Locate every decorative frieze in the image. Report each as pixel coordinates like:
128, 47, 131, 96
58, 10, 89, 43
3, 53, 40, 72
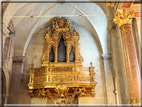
34, 76, 46, 84
52, 67, 72, 71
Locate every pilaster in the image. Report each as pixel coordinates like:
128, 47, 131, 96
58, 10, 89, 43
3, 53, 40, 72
7, 56, 25, 104
101, 54, 116, 104
114, 8, 140, 104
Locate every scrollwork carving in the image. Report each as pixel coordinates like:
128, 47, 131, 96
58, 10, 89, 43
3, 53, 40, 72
52, 67, 72, 71
30, 83, 91, 101
34, 76, 46, 84
78, 75, 90, 81
51, 75, 74, 82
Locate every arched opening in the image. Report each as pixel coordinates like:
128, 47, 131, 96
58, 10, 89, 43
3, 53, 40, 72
49, 47, 55, 62
69, 47, 75, 62
58, 37, 66, 62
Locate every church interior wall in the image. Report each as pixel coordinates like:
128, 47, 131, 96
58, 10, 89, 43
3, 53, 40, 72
1, 1, 141, 105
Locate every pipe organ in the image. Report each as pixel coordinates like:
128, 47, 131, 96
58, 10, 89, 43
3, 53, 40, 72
28, 17, 97, 102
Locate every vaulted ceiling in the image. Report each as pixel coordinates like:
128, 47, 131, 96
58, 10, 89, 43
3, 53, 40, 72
2, 0, 141, 58
3, 2, 111, 57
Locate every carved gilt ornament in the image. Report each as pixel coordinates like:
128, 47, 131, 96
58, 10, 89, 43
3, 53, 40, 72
27, 18, 97, 101
113, 8, 134, 27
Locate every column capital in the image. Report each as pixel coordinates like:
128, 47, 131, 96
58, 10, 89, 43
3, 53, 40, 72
113, 8, 135, 27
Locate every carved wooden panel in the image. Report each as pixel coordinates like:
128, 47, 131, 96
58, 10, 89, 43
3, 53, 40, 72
78, 75, 90, 81
52, 67, 72, 71
34, 76, 46, 84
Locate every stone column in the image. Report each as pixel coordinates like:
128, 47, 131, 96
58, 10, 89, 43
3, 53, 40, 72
7, 56, 25, 104
114, 8, 140, 104
102, 54, 116, 104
